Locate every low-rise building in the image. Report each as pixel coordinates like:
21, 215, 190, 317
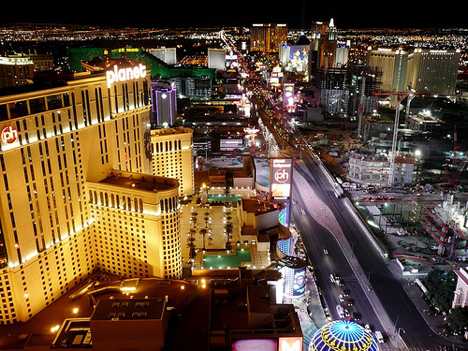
422, 194, 468, 261
347, 151, 415, 187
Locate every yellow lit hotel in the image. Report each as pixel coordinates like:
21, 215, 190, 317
0, 64, 186, 324
150, 127, 194, 197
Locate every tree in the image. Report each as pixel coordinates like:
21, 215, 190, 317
447, 308, 468, 334
425, 269, 457, 312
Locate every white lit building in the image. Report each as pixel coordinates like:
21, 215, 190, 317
207, 48, 226, 71
347, 152, 415, 186
148, 47, 177, 65
453, 267, 468, 308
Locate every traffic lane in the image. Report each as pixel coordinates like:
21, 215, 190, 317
292, 196, 383, 332
300, 161, 448, 347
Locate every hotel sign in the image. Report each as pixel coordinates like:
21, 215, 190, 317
1, 126, 18, 145
270, 158, 292, 199
106, 64, 147, 88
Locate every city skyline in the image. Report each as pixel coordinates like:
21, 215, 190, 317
0, 0, 467, 28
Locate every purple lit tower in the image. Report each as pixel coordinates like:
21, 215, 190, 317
151, 80, 177, 128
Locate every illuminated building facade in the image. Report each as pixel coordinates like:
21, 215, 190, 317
367, 48, 408, 92
151, 80, 177, 127
0, 55, 34, 89
150, 127, 194, 197
407, 49, 460, 96
148, 47, 177, 65
207, 48, 226, 71
0, 69, 182, 324
250, 24, 288, 53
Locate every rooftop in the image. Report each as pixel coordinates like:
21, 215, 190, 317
91, 298, 166, 321
98, 171, 178, 192
150, 127, 192, 137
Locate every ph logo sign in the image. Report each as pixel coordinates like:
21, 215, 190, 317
274, 168, 289, 184
1, 126, 18, 145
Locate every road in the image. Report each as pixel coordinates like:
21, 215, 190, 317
294, 153, 465, 349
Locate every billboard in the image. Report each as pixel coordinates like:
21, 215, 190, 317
270, 158, 292, 199
220, 139, 244, 151
279, 337, 303, 351
254, 158, 270, 193
232, 339, 277, 351
292, 267, 306, 297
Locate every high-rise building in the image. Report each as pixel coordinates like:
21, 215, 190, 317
150, 128, 194, 197
0, 66, 183, 324
250, 24, 288, 53
367, 48, 408, 92
207, 48, 226, 71
318, 19, 338, 70
151, 80, 177, 127
407, 49, 460, 96
0, 55, 34, 89
148, 47, 177, 65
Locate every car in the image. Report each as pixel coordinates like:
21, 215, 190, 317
336, 305, 344, 319
323, 248, 329, 255
352, 312, 361, 321
342, 288, 351, 297
338, 294, 345, 303
375, 331, 385, 343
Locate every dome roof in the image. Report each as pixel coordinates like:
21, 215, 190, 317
310, 321, 379, 351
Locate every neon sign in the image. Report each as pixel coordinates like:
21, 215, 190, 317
106, 64, 147, 88
1, 126, 18, 145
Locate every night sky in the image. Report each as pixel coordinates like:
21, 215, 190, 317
0, 0, 467, 28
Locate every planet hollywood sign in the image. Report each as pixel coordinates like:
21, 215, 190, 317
106, 64, 147, 88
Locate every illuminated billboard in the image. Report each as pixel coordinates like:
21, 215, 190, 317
220, 138, 244, 151
254, 158, 270, 193
270, 158, 292, 199
292, 267, 306, 296
279, 337, 303, 351
232, 339, 277, 351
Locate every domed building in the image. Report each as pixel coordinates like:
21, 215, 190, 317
310, 320, 379, 351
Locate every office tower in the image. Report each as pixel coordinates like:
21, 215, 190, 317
407, 49, 460, 96
150, 128, 194, 197
250, 24, 288, 53
148, 47, 177, 65
367, 48, 408, 92
151, 80, 177, 127
0, 55, 34, 89
0, 65, 183, 324
207, 48, 226, 71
